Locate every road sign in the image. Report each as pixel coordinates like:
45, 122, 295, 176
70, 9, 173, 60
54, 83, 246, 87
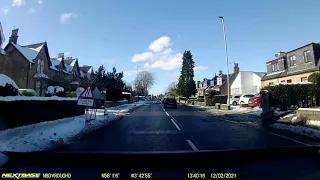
79, 86, 94, 99
78, 86, 94, 106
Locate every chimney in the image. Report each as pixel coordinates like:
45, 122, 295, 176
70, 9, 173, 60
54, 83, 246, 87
9, 28, 19, 44
57, 53, 64, 59
234, 63, 239, 73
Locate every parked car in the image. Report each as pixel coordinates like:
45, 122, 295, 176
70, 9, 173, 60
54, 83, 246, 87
18, 89, 38, 96
248, 95, 262, 108
239, 94, 255, 104
229, 95, 241, 105
163, 97, 177, 108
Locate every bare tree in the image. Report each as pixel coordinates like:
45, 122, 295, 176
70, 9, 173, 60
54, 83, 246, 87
166, 81, 178, 97
133, 71, 155, 96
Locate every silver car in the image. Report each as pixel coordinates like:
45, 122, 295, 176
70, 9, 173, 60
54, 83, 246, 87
229, 95, 241, 105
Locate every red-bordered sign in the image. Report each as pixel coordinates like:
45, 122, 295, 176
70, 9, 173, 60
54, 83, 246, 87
79, 86, 94, 99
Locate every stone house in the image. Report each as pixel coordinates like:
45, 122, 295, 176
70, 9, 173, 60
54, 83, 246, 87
0, 28, 93, 95
261, 42, 320, 87
195, 70, 228, 98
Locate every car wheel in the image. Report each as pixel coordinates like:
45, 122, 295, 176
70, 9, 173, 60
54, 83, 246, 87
232, 101, 237, 106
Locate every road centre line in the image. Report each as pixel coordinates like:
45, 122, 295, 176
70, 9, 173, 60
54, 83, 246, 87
186, 140, 198, 151
170, 118, 181, 131
165, 112, 169, 116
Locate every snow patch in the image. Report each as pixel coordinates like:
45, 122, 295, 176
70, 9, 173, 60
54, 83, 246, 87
0, 96, 77, 102
47, 86, 64, 94
12, 43, 38, 63
0, 49, 5, 55
0, 74, 19, 90
306, 120, 320, 128
33, 73, 49, 79
281, 113, 296, 119
271, 123, 320, 141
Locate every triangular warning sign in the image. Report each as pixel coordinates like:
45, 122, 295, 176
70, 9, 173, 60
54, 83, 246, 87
79, 86, 94, 99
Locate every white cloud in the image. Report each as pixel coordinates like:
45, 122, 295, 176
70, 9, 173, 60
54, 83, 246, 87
60, 13, 78, 24
38, 0, 43, 4
131, 52, 152, 62
28, 8, 35, 14
148, 36, 171, 52
144, 53, 182, 71
2, 7, 9, 15
194, 65, 208, 73
131, 36, 183, 71
12, 0, 25, 7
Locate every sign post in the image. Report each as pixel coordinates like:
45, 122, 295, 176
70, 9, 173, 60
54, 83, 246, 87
77, 86, 95, 125
103, 89, 108, 116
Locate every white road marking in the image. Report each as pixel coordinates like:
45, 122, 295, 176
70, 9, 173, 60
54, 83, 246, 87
186, 139, 198, 151
221, 119, 245, 126
165, 112, 169, 116
170, 118, 181, 131
268, 132, 311, 146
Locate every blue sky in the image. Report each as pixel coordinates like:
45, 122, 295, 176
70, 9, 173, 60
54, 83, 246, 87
1, 0, 320, 95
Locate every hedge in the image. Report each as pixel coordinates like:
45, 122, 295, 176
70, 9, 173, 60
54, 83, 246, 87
261, 84, 317, 110
0, 84, 19, 97
205, 95, 228, 106
0, 99, 85, 129
65, 91, 77, 97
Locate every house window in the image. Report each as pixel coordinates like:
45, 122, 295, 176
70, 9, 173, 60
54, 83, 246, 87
301, 77, 308, 82
303, 50, 312, 63
37, 59, 44, 73
281, 80, 285, 83
35, 81, 41, 94
269, 82, 274, 86
289, 55, 296, 66
231, 88, 240, 95
287, 79, 292, 83
72, 71, 77, 80
272, 63, 279, 72
59, 67, 63, 77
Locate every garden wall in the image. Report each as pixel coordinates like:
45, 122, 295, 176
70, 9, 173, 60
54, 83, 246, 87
0, 96, 85, 129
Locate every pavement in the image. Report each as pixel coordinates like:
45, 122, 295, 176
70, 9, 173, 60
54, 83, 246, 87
57, 103, 309, 152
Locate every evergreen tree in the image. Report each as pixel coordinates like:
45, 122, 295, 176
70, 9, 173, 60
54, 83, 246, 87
177, 51, 197, 98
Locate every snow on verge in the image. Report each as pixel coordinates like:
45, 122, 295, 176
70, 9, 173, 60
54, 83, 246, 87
0, 96, 77, 102
0, 103, 146, 152
271, 123, 320, 141
106, 101, 147, 113
0, 74, 19, 90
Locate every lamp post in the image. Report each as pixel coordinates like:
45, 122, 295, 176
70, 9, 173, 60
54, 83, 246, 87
218, 16, 230, 105
136, 66, 139, 97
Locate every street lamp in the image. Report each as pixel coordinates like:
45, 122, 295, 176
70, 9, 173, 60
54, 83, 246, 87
136, 66, 139, 96
218, 16, 230, 106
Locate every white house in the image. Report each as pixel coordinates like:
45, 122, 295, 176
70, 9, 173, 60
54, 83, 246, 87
229, 64, 266, 95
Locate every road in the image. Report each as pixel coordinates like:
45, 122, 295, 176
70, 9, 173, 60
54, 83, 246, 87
58, 103, 305, 152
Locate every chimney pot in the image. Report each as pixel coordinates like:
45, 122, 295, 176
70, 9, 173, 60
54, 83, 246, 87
233, 63, 240, 73
9, 28, 19, 44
